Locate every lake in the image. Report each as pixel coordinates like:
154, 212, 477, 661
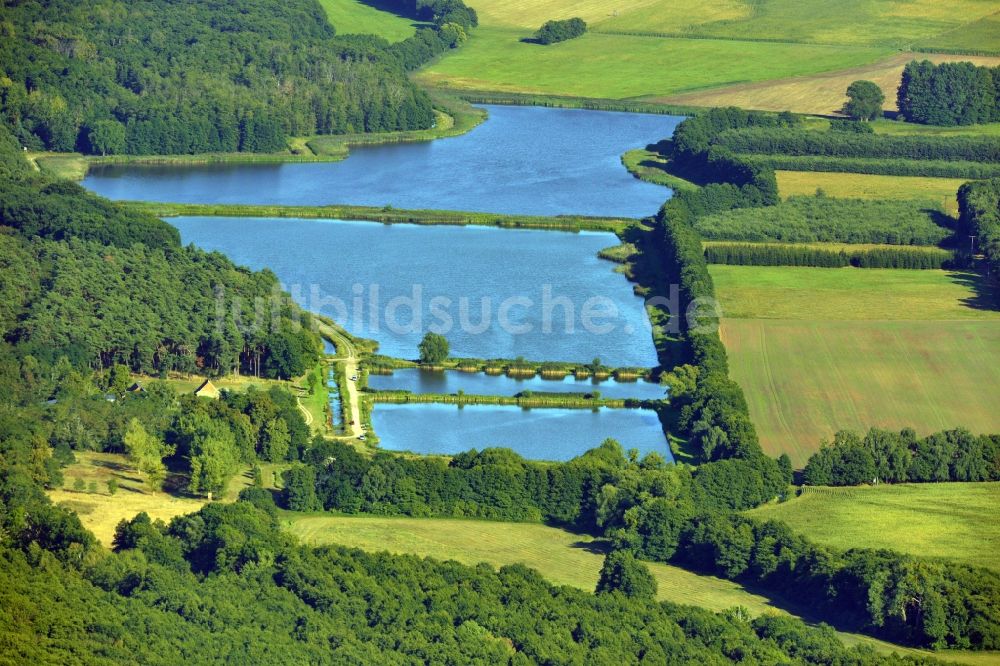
170, 217, 660, 367
372, 403, 672, 462
368, 368, 666, 400
83, 105, 681, 218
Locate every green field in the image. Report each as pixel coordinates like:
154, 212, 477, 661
316, 0, 420, 41
287, 513, 1000, 664
722, 318, 1000, 465
416, 0, 999, 100
710, 266, 1000, 320
776, 170, 967, 214
660, 52, 1000, 115
711, 266, 1000, 465
461, 0, 1000, 47
919, 11, 1000, 52
748, 483, 1000, 571
871, 120, 1000, 138
287, 514, 786, 614
416, 29, 888, 99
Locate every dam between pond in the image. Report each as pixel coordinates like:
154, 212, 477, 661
84, 105, 684, 461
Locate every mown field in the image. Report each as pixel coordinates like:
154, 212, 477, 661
658, 52, 1000, 114
748, 483, 1000, 572
287, 513, 1000, 664
413, 0, 999, 103
461, 0, 999, 46
316, 0, 420, 41
722, 319, 1000, 465
710, 266, 1000, 320
776, 170, 967, 214
416, 29, 889, 99
711, 266, 1000, 465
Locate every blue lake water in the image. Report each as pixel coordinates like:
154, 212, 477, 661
372, 403, 672, 462
83, 105, 681, 218
368, 368, 667, 400
170, 217, 659, 367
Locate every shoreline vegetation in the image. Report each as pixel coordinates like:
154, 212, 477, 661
127, 201, 637, 230
32, 94, 488, 181
366, 390, 653, 409
439, 89, 700, 115
621, 147, 700, 192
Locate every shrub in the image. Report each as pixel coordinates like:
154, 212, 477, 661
533, 18, 586, 44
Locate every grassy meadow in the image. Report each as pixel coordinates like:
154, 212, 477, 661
658, 52, 1000, 114
416, 29, 888, 99
748, 483, 1000, 571
721, 319, 1000, 465
316, 0, 421, 41
459, 0, 999, 46
286, 514, 785, 614
711, 266, 1000, 465
710, 266, 1000, 320
288, 513, 1000, 664
46, 452, 290, 544
776, 170, 967, 214
412, 0, 999, 104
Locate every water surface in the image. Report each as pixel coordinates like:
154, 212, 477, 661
171, 217, 659, 366
368, 368, 666, 400
83, 105, 681, 218
373, 403, 671, 462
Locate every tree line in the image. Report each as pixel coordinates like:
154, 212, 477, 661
715, 127, 1000, 163
958, 178, 1000, 296
705, 243, 956, 269
803, 427, 1000, 485
620, 508, 1000, 650
898, 60, 1000, 126
279, 433, 1000, 649
693, 194, 951, 245
0, 0, 446, 155
386, 0, 479, 71
282, 437, 787, 524
747, 154, 1000, 179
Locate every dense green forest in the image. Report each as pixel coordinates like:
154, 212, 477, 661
898, 60, 1000, 126
804, 428, 1000, 486
2, 0, 999, 651
0, 0, 443, 154
0, 124, 319, 376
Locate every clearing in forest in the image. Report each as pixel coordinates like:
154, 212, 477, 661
748, 483, 1000, 571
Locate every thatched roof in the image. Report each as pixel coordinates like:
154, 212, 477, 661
193, 379, 220, 399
